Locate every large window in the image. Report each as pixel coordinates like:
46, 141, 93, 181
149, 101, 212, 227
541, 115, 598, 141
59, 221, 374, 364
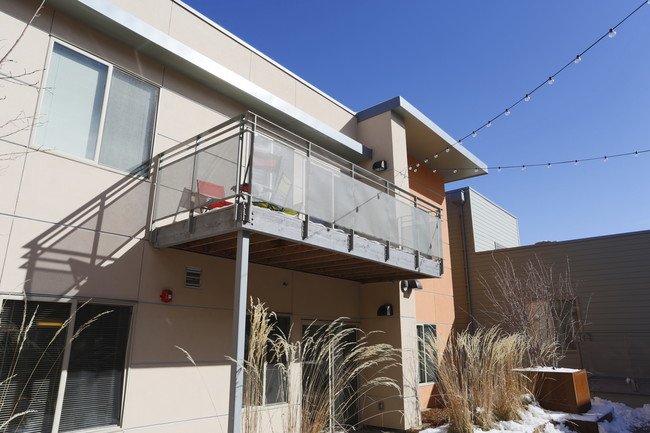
0, 299, 131, 433
34, 42, 158, 174
417, 323, 437, 384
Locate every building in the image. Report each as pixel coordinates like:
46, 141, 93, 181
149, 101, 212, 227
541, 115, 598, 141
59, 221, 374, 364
447, 186, 650, 397
0, 0, 489, 432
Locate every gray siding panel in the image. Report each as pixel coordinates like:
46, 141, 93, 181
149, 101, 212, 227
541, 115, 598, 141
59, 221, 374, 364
467, 189, 519, 252
466, 231, 650, 385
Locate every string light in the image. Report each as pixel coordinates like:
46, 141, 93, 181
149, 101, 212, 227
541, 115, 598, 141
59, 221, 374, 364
474, 150, 646, 173
472, 131, 477, 138
402, 149, 648, 179
403, 0, 648, 173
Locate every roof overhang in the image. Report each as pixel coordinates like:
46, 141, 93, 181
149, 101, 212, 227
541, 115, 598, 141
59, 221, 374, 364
44, 0, 372, 163
357, 97, 488, 182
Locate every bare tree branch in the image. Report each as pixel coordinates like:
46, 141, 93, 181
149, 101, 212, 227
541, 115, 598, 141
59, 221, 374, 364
0, 0, 47, 65
479, 255, 585, 367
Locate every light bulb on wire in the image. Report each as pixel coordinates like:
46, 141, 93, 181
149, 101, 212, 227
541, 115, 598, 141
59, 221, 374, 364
524, 94, 531, 102
487, 121, 492, 127
574, 55, 582, 64
548, 76, 555, 85
505, 109, 511, 116
472, 131, 477, 138
608, 28, 616, 38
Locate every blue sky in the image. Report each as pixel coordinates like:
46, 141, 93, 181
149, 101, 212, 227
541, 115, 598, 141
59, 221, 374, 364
183, 0, 650, 245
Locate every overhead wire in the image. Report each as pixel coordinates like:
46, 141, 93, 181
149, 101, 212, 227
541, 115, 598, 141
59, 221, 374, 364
404, 0, 649, 174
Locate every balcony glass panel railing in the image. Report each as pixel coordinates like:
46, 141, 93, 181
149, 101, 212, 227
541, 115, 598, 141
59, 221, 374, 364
151, 114, 443, 260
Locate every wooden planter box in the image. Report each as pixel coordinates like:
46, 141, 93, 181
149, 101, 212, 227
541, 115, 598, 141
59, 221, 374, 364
516, 368, 591, 414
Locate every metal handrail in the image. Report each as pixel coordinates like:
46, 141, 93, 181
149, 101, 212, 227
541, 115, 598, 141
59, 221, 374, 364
151, 112, 443, 259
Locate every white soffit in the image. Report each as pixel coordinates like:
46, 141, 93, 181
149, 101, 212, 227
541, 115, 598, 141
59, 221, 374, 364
45, 0, 371, 162
357, 97, 488, 182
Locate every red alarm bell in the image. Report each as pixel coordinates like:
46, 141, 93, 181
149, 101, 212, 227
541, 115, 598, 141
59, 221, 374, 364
160, 289, 173, 303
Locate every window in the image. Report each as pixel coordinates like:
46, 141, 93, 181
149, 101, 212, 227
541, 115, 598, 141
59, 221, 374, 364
34, 42, 158, 174
417, 323, 436, 384
244, 314, 290, 406
0, 299, 131, 433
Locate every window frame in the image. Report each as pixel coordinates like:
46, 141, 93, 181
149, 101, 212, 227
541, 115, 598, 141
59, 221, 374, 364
0, 295, 134, 433
416, 323, 437, 385
31, 38, 160, 176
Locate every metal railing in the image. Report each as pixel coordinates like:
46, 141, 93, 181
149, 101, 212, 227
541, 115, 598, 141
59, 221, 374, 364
151, 113, 443, 259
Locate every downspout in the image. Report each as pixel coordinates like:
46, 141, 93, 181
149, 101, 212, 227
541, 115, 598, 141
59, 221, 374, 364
456, 190, 475, 332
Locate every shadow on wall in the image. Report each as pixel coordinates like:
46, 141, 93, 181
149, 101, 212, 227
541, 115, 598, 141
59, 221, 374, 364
18, 167, 151, 300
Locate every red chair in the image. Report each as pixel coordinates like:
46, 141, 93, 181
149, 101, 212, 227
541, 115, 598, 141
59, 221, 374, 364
196, 180, 232, 210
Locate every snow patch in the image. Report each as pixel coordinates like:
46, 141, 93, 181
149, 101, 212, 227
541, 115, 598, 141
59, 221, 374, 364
419, 398, 650, 433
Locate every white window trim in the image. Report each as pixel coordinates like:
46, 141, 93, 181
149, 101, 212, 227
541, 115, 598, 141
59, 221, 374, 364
0, 294, 134, 433
30, 37, 160, 176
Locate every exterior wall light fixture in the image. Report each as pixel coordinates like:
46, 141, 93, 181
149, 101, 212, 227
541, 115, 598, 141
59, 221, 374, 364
377, 304, 393, 316
372, 160, 388, 172
400, 279, 422, 293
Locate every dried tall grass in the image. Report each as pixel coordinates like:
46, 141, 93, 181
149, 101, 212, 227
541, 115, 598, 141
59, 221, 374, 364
244, 300, 400, 433
429, 328, 531, 433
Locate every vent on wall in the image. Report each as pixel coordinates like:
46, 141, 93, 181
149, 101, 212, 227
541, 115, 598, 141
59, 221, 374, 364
185, 267, 202, 288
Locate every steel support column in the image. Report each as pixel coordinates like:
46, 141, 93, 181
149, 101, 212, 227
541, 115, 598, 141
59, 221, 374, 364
228, 230, 250, 433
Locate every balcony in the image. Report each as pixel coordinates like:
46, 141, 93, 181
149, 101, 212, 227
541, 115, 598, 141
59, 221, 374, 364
150, 113, 443, 283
